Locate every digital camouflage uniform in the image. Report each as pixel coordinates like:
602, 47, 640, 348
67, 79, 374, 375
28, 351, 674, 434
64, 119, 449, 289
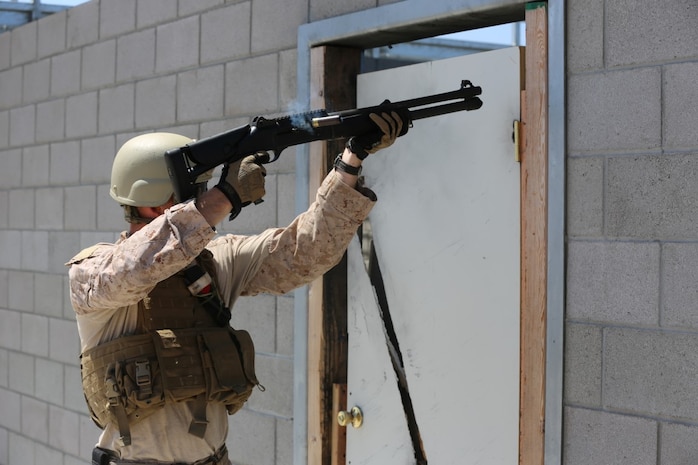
68, 171, 375, 464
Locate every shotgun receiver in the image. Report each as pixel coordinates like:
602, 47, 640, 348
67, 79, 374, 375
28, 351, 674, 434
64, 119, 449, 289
165, 80, 483, 202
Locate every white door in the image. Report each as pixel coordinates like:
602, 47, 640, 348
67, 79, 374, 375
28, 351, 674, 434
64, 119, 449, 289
346, 47, 522, 465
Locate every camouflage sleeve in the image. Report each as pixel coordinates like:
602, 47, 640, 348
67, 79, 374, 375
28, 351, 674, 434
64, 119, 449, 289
238, 170, 376, 296
67, 201, 215, 314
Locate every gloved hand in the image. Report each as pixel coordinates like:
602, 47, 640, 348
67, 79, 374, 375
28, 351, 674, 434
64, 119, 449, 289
216, 152, 268, 219
346, 111, 403, 160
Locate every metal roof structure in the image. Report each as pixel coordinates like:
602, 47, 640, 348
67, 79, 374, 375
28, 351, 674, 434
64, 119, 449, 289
0, 0, 73, 32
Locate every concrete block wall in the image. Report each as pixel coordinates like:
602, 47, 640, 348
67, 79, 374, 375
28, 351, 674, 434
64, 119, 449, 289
565, 0, 698, 463
0, 1, 397, 464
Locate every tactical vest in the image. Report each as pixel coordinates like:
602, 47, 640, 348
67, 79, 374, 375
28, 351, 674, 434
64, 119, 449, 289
80, 249, 261, 447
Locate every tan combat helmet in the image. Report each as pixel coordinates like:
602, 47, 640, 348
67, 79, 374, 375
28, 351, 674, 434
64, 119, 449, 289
110, 132, 209, 207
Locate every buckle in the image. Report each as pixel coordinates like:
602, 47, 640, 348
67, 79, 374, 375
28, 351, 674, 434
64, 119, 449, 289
135, 360, 152, 396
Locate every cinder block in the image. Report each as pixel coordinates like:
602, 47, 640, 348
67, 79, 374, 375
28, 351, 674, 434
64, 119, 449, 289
80, 136, 115, 184
35, 358, 64, 405
251, 0, 306, 54
179, 0, 224, 16
606, 0, 698, 67
21, 313, 49, 357
200, 3, 251, 64
276, 173, 295, 228
135, 75, 176, 128
67, 1, 99, 48
566, 0, 603, 72
8, 351, 34, 394
21, 396, 48, 441
661, 243, 698, 330
66, 92, 98, 138
9, 271, 34, 312
176, 65, 224, 122
0, 30, 10, 70
276, 417, 293, 465
276, 295, 294, 356
8, 433, 34, 465
79, 414, 102, 460
98, 84, 135, 134
116, 29, 155, 82
9, 105, 36, 147
50, 50, 81, 97
65, 186, 96, 231
36, 99, 65, 143
137, 0, 178, 29
0, 67, 23, 109
0, 270, 7, 308
35, 188, 64, 230
279, 49, 297, 112
82, 40, 116, 90
664, 62, 698, 150
309, 0, 374, 22
155, 17, 200, 74
64, 365, 84, 412
227, 408, 276, 465
606, 154, 698, 239
0, 149, 20, 188
567, 68, 661, 154
22, 144, 50, 186
48, 232, 80, 274
225, 54, 278, 117
37, 10, 67, 59
48, 405, 79, 455
564, 323, 602, 406
604, 327, 698, 420
230, 294, 276, 354
563, 407, 656, 465
247, 354, 293, 417
567, 240, 659, 325
49, 140, 80, 186
10, 21, 37, 67
22, 59, 51, 103
34, 273, 64, 318
0, 388, 21, 430
35, 443, 64, 465
21, 231, 49, 272
49, 318, 80, 366
566, 156, 603, 237
0, 111, 8, 148
0, 231, 21, 271
0, 350, 6, 390
0, 192, 6, 229
99, 0, 136, 40
0, 309, 21, 351
8, 189, 34, 229
660, 422, 698, 465
96, 185, 126, 232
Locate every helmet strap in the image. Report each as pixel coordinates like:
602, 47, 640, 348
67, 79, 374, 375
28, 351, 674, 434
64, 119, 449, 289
123, 205, 153, 225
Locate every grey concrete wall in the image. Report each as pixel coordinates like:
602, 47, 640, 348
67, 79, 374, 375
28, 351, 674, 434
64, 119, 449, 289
0, 1, 400, 465
565, 0, 698, 463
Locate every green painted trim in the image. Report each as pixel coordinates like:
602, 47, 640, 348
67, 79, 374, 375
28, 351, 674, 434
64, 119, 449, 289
526, 1, 547, 10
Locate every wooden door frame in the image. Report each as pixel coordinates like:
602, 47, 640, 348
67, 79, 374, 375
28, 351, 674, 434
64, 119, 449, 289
298, 2, 562, 464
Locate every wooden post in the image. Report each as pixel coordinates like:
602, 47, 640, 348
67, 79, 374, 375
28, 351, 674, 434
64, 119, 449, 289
520, 2, 548, 465
307, 45, 361, 465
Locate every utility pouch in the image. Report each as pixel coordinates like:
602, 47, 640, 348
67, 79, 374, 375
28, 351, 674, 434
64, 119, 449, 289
82, 326, 260, 435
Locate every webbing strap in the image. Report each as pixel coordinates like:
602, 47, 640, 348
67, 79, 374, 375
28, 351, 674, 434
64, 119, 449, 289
188, 394, 209, 438
106, 378, 132, 446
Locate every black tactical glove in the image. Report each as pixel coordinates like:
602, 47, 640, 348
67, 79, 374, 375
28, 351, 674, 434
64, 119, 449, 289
215, 152, 268, 220
346, 111, 403, 160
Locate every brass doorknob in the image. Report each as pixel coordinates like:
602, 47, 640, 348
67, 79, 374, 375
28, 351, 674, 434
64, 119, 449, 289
337, 406, 363, 428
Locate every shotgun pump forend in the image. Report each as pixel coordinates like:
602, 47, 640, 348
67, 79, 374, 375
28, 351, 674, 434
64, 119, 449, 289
165, 80, 483, 203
